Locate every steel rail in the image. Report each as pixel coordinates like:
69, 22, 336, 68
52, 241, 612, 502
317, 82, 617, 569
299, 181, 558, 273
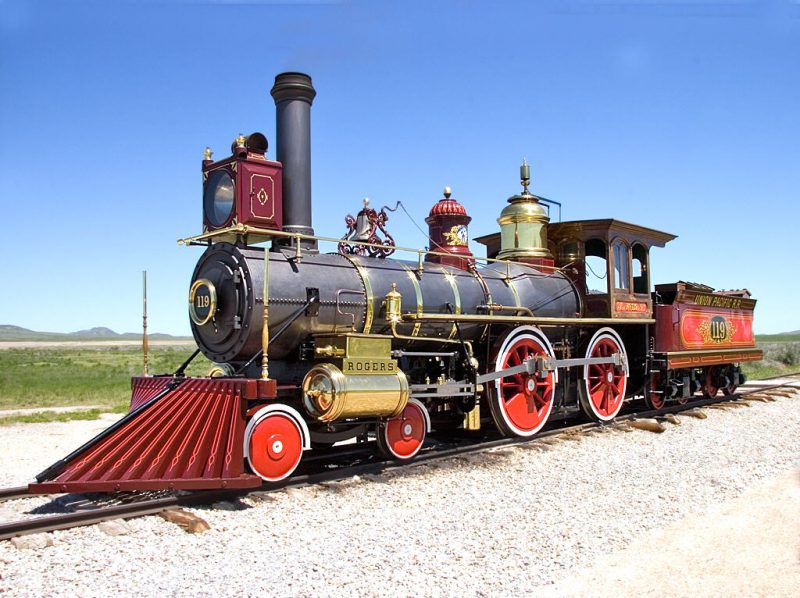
0, 486, 31, 503
0, 489, 244, 541
1, 375, 797, 541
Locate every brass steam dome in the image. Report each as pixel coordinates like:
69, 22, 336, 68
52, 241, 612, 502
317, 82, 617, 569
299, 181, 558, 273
496, 160, 553, 262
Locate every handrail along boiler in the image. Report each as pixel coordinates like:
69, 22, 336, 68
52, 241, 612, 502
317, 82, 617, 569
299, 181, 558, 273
29, 73, 763, 493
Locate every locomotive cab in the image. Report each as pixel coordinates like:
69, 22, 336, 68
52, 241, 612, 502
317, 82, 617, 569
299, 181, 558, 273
548, 219, 676, 319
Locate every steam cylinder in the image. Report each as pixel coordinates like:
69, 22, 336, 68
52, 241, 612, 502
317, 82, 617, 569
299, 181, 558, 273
190, 243, 580, 364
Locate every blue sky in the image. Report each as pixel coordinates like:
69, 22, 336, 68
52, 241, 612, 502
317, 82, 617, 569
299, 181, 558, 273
1, 0, 798, 335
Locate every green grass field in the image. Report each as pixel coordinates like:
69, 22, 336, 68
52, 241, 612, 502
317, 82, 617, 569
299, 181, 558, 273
742, 336, 800, 380
0, 337, 796, 425
0, 346, 213, 421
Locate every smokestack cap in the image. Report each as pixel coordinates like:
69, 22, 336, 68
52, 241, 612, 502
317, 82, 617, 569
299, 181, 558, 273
271, 72, 317, 105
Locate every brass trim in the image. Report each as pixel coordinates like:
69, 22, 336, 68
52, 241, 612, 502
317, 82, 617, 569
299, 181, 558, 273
342, 358, 398, 375
142, 270, 149, 377
463, 403, 481, 431
249, 173, 276, 220
389, 320, 469, 352
497, 213, 550, 225
439, 267, 461, 339
208, 365, 227, 378
664, 348, 763, 359
402, 313, 655, 326
176, 224, 563, 272
665, 348, 763, 369
339, 255, 374, 334
261, 246, 270, 381
301, 363, 409, 422
487, 303, 534, 317
469, 267, 492, 310
506, 275, 521, 312
188, 278, 217, 326
399, 263, 423, 337
315, 344, 346, 358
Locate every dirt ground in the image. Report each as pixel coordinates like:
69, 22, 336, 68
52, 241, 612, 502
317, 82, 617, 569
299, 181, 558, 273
543, 468, 800, 597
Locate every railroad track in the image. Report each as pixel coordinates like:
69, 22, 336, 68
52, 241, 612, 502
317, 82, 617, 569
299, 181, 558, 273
1, 375, 797, 542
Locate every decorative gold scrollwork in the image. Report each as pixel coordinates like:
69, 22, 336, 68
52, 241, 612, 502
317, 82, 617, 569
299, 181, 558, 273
338, 198, 396, 258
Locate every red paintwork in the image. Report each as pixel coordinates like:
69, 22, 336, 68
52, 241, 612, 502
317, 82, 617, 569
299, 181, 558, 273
129, 376, 174, 411
239, 160, 282, 229
247, 412, 304, 481
203, 155, 283, 232
29, 378, 262, 493
511, 256, 556, 269
679, 309, 754, 348
654, 304, 756, 353
243, 378, 279, 400
382, 401, 426, 459
584, 336, 625, 418
425, 192, 474, 270
665, 349, 762, 369
428, 197, 468, 217
498, 336, 554, 434
615, 301, 649, 314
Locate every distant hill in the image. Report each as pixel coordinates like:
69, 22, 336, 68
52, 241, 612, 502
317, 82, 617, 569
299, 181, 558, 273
779, 330, 800, 335
0, 324, 191, 342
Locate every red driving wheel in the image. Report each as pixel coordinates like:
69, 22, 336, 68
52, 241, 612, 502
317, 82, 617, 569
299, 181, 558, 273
579, 329, 628, 422
489, 332, 555, 438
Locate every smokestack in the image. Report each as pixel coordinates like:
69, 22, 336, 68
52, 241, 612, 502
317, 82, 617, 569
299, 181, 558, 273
270, 72, 317, 248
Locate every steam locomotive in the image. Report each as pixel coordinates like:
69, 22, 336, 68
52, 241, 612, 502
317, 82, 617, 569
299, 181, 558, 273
30, 73, 763, 493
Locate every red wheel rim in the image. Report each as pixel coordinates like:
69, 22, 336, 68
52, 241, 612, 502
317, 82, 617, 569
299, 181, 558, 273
704, 367, 719, 398
648, 372, 664, 410
584, 336, 626, 419
248, 413, 303, 482
382, 400, 426, 459
496, 335, 554, 435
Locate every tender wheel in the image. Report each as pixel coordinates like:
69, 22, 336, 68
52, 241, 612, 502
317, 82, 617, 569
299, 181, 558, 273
244, 406, 308, 482
488, 329, 556, 438
703, 366, 719, 398
720, 366, 737, 396
578, 328, 628, 422
645, 371, 665, 410
377, 398, 429, 460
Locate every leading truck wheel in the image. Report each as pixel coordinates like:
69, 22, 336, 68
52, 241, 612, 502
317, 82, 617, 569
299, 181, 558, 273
488, 328, 556, 438
244, 406, 309, 482
578, 328, 628, 422
377, 399, 429, 460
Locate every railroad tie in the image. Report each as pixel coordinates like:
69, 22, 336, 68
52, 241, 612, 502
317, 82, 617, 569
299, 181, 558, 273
626, 419, 666, 433
157, 508, 210, 534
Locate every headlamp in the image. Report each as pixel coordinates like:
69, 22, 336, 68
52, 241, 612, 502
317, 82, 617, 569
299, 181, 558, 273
203, 170, 235, 227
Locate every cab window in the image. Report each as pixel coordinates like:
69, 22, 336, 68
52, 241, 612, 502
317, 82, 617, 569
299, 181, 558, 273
613, 241, 629, 290
585, 238, 607, 294
632, 243, 649, 294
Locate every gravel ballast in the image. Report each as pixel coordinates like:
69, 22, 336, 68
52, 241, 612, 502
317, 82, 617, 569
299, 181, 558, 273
1, 392, 799, 596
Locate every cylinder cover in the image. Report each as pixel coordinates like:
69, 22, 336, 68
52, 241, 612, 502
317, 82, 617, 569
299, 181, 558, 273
302, 363, 409, 422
